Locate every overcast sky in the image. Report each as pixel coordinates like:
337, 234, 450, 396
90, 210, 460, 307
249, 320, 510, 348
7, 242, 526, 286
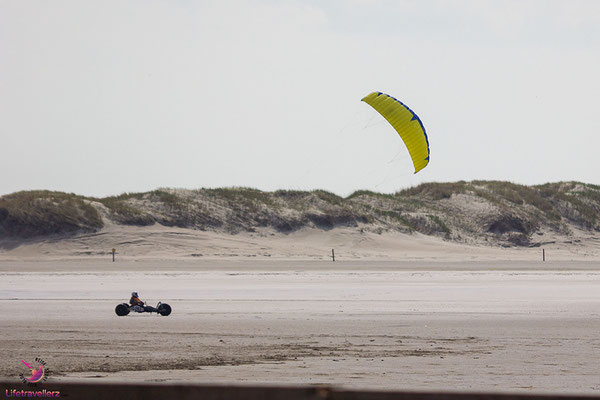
1, 0, 599, 197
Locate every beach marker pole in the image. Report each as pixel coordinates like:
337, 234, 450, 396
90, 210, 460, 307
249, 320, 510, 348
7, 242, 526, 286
331, 249, 335, 262
542, 248, 545, 262
112, 248, 116, 262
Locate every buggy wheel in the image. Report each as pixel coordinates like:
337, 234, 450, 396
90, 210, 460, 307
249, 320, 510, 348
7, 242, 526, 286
158, 303, 171, 316
115, 303, 130, 316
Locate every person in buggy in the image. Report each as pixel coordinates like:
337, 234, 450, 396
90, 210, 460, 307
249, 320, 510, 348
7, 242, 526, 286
129, 291, 157, 312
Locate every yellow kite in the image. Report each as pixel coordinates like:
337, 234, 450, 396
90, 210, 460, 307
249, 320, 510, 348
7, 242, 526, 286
362, 92, 430, 173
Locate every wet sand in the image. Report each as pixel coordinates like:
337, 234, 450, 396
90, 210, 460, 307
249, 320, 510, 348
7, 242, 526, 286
1, 260, 598, 394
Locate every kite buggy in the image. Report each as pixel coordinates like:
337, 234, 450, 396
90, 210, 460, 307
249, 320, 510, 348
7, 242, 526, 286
115, 291, 172, 316
115, 301, 171, 316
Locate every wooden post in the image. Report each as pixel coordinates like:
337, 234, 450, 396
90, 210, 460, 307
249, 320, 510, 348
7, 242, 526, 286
112, 248, 116, 262
331, 249, 335, 262
542, 248, 545, 262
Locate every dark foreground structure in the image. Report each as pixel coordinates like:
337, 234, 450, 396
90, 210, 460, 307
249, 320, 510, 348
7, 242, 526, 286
1, 381, 599, 400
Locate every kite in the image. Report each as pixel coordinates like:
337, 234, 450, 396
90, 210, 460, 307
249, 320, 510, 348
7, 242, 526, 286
361, 92, 430, 173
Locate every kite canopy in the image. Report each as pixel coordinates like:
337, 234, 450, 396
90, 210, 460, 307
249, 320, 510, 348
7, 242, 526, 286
361, 92, 430, 173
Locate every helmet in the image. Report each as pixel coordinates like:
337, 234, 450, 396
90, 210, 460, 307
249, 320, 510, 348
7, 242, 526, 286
131, 292, 138, 297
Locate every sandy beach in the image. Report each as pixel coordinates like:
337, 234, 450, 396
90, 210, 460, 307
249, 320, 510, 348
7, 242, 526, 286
1, 236, 599, 395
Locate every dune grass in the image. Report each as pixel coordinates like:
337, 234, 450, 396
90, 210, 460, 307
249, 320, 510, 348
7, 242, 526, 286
1, 181, 599, 240
0, 190, 103, 237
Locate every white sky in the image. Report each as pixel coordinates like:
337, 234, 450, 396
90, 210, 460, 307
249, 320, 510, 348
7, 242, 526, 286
1, 0, 599, 197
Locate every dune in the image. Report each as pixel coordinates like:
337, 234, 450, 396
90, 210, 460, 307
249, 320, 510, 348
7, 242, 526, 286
1, 221, 599, 265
